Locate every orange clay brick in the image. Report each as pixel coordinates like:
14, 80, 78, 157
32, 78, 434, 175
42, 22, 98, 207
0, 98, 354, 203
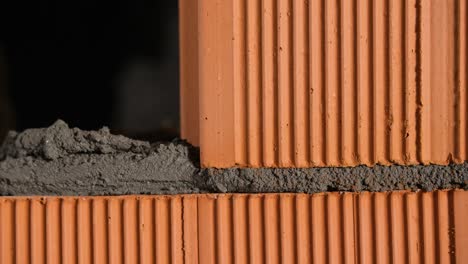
0, 190, 467, 263
180, 0, 468, 168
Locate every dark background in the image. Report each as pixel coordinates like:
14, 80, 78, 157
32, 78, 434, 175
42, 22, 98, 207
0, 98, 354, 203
0, 1, 180, 142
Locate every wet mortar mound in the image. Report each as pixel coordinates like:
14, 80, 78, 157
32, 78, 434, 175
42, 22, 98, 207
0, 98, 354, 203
0, 120, 467, 196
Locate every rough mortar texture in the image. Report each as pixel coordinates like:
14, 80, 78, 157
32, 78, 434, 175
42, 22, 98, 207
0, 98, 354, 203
0, 120, 467, 196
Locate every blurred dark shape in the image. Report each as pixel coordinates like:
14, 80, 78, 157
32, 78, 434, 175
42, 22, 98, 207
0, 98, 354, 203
0, 1, 179, 141
0, 46, 15, 141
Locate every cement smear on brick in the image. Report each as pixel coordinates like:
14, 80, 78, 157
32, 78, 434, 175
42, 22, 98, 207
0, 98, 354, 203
0, 121, 467, 196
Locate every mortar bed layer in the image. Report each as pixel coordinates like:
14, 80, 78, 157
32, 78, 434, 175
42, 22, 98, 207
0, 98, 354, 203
0, 121, 467, 196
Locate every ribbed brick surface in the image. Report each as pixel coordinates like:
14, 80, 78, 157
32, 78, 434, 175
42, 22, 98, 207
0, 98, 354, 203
180, 0, 468, 168
1, 190, 467, 263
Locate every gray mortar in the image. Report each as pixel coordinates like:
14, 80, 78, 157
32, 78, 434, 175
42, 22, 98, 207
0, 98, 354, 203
0, 120, 467, 196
